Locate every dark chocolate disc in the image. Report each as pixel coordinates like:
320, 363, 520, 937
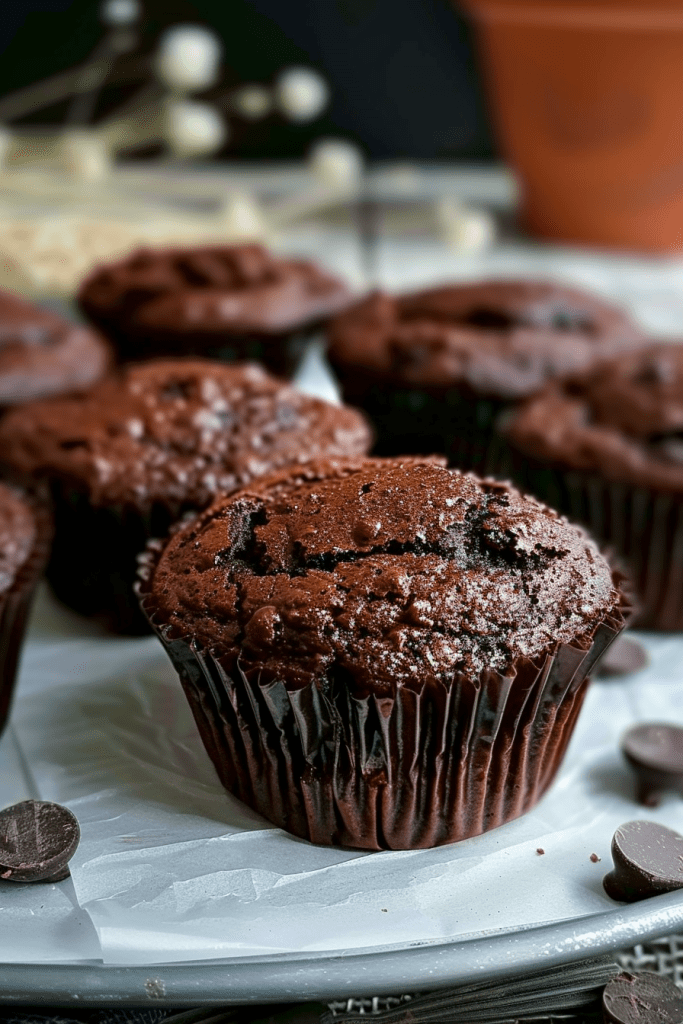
603, 971, 683, 1023
603, 820, 683, 902
595, 636, 648, 679
622, 723, 683, 807
0, 799, 80, 883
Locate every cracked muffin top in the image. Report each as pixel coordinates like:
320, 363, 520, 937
0, 289, 111, 406
0, 359, 372, 509
327, 280, 644, 400
143, 457, 621, 694
505, 343, 683, 492
78, 243, 352, 347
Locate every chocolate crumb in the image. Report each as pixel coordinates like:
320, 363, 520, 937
590, 853, 601, 863
536, 848, 545, 855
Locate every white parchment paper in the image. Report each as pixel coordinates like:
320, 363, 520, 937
5, 587, 683, 966
6, 214, 683, 966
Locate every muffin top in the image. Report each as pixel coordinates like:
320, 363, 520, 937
0, 482, 38, 595
327, 280, 644, 400
0, 289, 111, 406
505, 343, 683, 491
0, 359, 372, 509
144, 457, 621, 694
78, 243, 352, 343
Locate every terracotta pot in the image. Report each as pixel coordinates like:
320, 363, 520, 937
459, 0, 683, 251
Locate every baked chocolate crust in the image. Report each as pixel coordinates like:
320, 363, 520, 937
0, 358, 372, 510
78, 243, 352, 357
327, 280, 644, 400
0, 289, 110, 406
505, 343, 683, 492
146, 457, 620, 693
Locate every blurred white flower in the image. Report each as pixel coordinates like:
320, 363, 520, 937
233, 84, 273, 121
58, 130, 111, 180
275, 67, 329, 123
308, 137, 364, 187
436, 199, 496, 254
155, 25, 222, 94
100, 0, 140, 26
164, 99, 227, 157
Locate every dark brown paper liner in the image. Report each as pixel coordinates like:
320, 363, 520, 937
84, 310, 312, 380
517, 458, 683, 632
328, 369, 515, 479
0, 488, 53, 737
46, 482, 190, 635
138, 551, 630, 850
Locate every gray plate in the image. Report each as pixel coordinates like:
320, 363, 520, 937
2, 890, 683, 1008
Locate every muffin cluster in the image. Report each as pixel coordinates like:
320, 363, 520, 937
0, 358, 371, 632
0, 253, 652, 851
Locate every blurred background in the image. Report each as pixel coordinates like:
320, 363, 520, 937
0, 0, 494, 160
2, 0, 683, 309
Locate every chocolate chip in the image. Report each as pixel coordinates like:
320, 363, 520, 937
603, 971, 683, 1023
590, 853, 601, 863
622, 723, 683, 806
602, 820, 683, 902
536, 847, 545, 855
0, 800, 80, 883
595, 636, 648, 678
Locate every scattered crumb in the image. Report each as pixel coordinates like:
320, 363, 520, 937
590, 853, 601, 863
536, 848, 545, 856
381, 908, 388, 912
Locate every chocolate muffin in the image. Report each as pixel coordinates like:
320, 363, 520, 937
327, 279, 644, 474
138, 456, 628, 850
504, 343, 683, 630
78, 243, 352, 377
0, 289, 111, 408
0, 358, 371, 633
0, 481, 52, 736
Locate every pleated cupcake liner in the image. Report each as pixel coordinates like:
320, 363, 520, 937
0, 487, 53, 737
515, 456, 683, 631
82, 310, 312, 380
46, 482, 191, 635
327, 373, 515, 479
138, 548, 630, 850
